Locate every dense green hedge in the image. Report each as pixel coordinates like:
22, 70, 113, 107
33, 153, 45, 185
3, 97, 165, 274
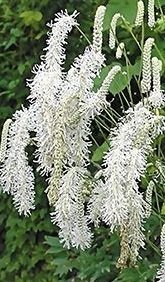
0, 0, 165, 281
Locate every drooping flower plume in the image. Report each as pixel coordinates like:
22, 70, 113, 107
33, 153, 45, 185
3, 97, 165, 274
89, 93, 165, 266
27, 11, 78, 176
0, 108, 35, 216
88, 50, 165, 265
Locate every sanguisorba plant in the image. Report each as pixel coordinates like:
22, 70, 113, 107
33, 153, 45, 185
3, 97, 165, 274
0, 1, 165, 279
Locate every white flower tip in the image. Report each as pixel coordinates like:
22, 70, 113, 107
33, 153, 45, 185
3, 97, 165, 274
135, 0, 144, 27
148, 0, 155, 28
109, 13, 121, 49
92, 5, 106, 53
96, 5, 106, 13
47, 10, 78, 28
116, 42, 125, 59
0, 118, 12, 162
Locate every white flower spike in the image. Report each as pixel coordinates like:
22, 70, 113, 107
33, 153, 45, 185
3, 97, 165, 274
116, 42, 125, 59
109, 13, 121, 49
0, 119, 12, 162
148, 0, 155, 28
135, 0, 144, 27
141, 37, 154, 93
93, 5, 106, 53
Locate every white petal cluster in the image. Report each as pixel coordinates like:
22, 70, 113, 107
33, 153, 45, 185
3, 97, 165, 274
109, 13, 121, 49
145, 180, 154, 218
135, 0, 144, 26
148, 0, 155, 28
141, 37, 154, 93
116, 42, 125, 59
45, 10, 79, 69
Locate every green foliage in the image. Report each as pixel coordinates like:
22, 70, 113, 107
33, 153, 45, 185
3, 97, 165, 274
92, 140, 109, 162
94, 60, 141, 95
0, 184, 57, 281
45, 215, 162, 281
103, 0, 137, 30
20, 11, 43, 26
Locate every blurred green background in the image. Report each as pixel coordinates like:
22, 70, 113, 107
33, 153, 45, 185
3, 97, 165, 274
0, 0, 165, 281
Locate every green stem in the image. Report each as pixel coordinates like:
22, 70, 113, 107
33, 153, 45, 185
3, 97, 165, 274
121, 17, 142, 51
123, 50, 134, 108
138, 23, 144, 85
76, 26, 91, 45
157, 0, 164, 17
100, 112, 117, 126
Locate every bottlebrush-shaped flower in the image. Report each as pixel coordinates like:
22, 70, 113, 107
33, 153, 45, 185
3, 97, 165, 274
109, 13, 121, 49
148, 0, 155, 28
149, 57, 164, 108
116, 42, 125, 59
144, 180, 154, 218
141, 37, 154, 93
0, 108, 35, 216
27, 11, 78, 175
93, 5, 106, 53
0, 119, 12, 162
88, 89, 165, 265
